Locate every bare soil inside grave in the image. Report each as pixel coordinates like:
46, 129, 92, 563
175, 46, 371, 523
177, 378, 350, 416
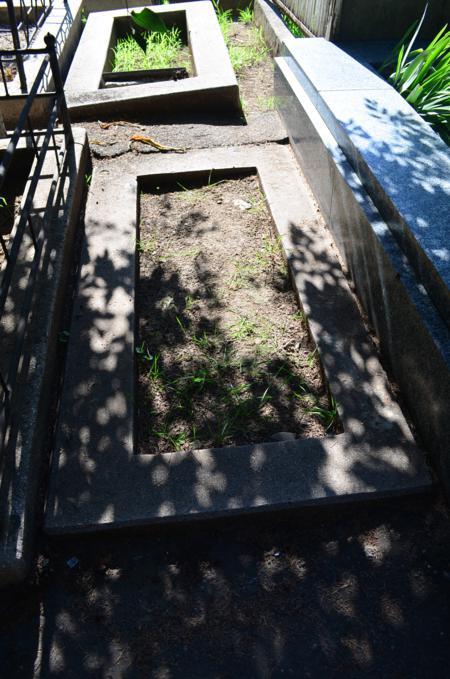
137, 174, 331, 455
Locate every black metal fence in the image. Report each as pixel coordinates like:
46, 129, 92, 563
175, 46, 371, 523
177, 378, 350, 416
0, 33, 73, 457
4, 0, 54, 91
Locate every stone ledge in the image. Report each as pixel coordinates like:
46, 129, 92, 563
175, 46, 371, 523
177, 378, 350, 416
281, 38, 450, 329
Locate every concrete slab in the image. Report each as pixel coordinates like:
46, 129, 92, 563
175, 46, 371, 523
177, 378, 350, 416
283, 37, 391, 99
280, 38, 450, 329
65, 1, 240, 119
89, 111, 288, 159
275, 55, 450, 496
0, 128, 88, 583
45, 144, 431, 535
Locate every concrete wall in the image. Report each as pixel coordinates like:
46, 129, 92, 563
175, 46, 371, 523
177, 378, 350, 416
274, 42, 450, 495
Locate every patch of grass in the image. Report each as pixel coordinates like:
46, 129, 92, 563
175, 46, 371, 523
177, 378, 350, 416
136, 233, 158, 254
158, 246, 202, 263
184, 294, 196, 311
154, 425, 189, 451
192, 330, 214, 351
176, 178, 227, 204
112, 27, 185, 72
227, 315, 258, 340
212, 0, 269, 73
246, 188, 266, 214
227, 26, 269, 73
212, 0, 233, 40
307, 347, 318, 369
229, 231, 286, 289
238, 6, 254, 24
306, 394, 339, 431
257, 95, 276, 111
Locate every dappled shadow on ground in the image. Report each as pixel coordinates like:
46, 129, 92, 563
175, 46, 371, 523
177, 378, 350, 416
1, 496, 450, 677
6, 153, 437, 676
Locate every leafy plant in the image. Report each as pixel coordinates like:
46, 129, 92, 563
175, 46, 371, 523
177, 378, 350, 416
131, 7, 167, 33
136, 343, 162, 381
238, 6, 254, 24
281, 13, 304, 38
381, 5, 450, 141
306, 394, 339, 431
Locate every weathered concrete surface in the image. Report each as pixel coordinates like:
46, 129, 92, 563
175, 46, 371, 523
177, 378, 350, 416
282, 38, 450, 328
88, 111, 287, 158
254, 0, 297, 56
0, 128, 88, 583
45, 144, 431, 535
275, 54, 450, 496
65, 1, 240, 119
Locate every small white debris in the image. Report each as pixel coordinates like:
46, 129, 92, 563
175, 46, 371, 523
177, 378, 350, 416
233, 198, 252, 211
160, 295, 174, 310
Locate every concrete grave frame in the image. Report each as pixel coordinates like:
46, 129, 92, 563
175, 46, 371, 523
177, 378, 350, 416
64, 1, 241, 119
45, 144, 431, 536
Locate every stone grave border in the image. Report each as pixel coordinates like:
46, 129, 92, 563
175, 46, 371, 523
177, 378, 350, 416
64, 1, 240, 120
45, 144, 431, 536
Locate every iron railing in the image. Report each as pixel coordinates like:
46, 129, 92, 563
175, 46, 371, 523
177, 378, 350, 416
7, 0, 53, 48
0, 32, 73, 457
1, 0, 64, 93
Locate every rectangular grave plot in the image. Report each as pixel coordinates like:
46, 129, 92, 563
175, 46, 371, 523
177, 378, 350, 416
64, 2, 240, 119
102, 11, 193, 88
136, 170, 340, 456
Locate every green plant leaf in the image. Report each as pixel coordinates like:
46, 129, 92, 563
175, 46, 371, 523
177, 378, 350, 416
131, 8, 167, 32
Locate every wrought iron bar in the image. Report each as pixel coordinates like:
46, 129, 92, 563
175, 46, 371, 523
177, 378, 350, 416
0, 32, 73, 455
5, 0, 27, 92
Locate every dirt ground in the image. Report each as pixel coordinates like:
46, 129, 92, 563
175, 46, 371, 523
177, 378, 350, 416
137, 175, 328, 454
1, 494, 450, 678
